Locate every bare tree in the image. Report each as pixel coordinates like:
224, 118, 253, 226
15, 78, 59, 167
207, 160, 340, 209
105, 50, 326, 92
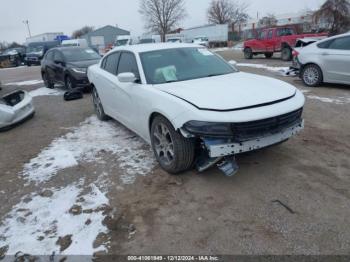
139, 0, 187, 42
258, 14, 278, 28
207, 0, 249, 26
313, 0, 350, 35
72, 26, 94, 39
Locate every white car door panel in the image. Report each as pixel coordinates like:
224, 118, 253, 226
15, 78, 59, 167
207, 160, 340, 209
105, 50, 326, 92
320, 36, 350, 84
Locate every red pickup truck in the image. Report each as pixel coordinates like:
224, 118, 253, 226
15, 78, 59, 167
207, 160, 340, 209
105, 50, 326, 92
243, 26, 328, 61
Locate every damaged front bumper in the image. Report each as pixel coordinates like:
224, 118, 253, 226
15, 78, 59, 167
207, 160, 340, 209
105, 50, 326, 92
0, 90, 35, 131
205, 120, 304, 158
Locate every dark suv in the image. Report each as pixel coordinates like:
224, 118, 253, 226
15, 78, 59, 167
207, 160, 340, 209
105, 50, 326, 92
41, 47, 101, 90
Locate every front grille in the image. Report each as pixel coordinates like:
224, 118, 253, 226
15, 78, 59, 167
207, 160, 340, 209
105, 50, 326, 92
232, 108, 303, 141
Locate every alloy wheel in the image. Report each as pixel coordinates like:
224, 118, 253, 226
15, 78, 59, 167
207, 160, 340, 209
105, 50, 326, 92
303, 67, 319, 86
153, 123, 175, 165
92, 88, 103, 117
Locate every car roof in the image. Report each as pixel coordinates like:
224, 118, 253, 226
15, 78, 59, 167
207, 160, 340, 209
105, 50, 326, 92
51, 46, 90, 52
110, 43, 203, 54
317, 32, 350, 44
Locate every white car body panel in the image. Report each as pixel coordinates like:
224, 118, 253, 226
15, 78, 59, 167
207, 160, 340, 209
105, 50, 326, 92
0, 90, 35, 130
88, 43, 304, 145
297, 33, 350, 85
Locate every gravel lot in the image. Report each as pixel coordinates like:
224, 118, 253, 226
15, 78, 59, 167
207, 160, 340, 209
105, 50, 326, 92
0, 50, 349, 257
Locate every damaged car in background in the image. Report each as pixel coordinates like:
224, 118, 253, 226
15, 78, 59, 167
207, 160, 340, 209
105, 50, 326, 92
0, 88, 35, 131
88, 44, 305, 176
0, 47, 26, 68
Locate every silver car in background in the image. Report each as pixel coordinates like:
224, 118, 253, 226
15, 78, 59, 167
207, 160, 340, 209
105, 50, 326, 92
293, 33, 350, 87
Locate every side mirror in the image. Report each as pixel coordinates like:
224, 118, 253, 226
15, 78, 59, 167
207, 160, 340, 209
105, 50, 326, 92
118, 72, 137, 83
229, 60, 238, 67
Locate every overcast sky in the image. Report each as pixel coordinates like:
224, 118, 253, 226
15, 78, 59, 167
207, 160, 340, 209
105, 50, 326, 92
0, 0, 324, 43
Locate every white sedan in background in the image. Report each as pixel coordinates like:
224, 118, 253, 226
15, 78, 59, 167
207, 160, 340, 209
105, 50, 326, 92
88, 43, 304, 176
293, 33, 350, 87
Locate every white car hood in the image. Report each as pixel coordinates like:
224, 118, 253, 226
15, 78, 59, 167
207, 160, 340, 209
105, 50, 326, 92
156, 72, 296, 111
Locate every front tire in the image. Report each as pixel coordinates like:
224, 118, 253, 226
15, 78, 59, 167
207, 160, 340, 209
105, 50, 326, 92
244, 48, 253, 59
92, 87, 109, 121
301, 64, 323, 87
281, 47, 292, 61
42, 72, 54, 89
65, 75, 76, 90
151, 116, 195, 174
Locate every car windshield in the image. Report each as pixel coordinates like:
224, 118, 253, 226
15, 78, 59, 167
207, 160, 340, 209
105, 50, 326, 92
140, 47, 236, 85
27, 46, 44, 53
116, 39, 129, 46
61, 48, 100, 62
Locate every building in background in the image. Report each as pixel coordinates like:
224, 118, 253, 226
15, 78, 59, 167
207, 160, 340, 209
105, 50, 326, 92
26, 32, 64, 45
81, 25, 130, 53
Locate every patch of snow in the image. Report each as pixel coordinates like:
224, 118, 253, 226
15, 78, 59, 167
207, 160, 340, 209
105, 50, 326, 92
4, 80, 44, 86
0, 66, 26, 71
0, 183, 109, 255
211, 47, 231, 52
22, 115, 155, 184
237, 63, 292, 76
29, 87, 64, 97
306, 95, 350, 105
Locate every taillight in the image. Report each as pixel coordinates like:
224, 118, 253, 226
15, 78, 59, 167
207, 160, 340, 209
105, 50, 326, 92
292, 50, 299, 57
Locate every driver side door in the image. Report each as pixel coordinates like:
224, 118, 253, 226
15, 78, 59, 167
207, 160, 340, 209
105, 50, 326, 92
111, 52, 141, 130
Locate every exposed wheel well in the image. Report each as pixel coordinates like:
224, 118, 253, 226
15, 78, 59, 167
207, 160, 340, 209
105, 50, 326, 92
149, 112, 163, 133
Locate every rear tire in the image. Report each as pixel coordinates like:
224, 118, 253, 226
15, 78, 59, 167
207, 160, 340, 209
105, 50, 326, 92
42, 72, 54, 89
65, 75, 76, 90
151, 115, 195, 174
264, 52, 273, 58
244, 47, 253, 59
92, 87, 109, 121
281, 47, 292, 61
301, 64, 323, 87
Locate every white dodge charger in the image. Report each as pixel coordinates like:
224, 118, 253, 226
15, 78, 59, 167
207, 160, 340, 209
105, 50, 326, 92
88, 43, 305, 176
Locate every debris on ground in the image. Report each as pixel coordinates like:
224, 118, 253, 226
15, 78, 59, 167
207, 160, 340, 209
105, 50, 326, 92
69, 205, 82, 216
56, 235, 72, 252
272, 200, 296, 214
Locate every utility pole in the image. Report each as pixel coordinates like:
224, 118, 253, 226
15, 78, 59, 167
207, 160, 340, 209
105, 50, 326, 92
23, 20, 31, 38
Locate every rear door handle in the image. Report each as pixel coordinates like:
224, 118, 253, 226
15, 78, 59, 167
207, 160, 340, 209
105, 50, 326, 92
321, 52, 329, 56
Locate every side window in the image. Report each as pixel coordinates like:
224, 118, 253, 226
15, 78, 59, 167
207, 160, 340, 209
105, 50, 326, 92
267, 30, 273, 39
317, 39, 333, 49
53, 51, 64, 62
102, 52, 120, 75
45, 51, 54, 61
328, 37, 350, 50
117, 52, 140, 78
259, 31, 267, 40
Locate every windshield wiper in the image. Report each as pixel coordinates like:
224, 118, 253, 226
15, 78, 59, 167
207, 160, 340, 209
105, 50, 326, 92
165, 80, 178, 83
206, 73, 224, 77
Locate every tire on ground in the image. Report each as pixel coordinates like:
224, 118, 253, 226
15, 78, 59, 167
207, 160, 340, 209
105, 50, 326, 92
92, 86, 109, 121
301, 64, 323, 87
42, 72, 54, 89
281, 47, 292, 61
151, 115, 195, 174
244, 48, 253, 59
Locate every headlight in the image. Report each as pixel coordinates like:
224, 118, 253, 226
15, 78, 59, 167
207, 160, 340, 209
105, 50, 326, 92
71, 68, 87, 74
183, 121, 233, 136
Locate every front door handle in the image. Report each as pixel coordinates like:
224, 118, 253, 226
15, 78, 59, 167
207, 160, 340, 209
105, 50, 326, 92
321, 52, 329, 56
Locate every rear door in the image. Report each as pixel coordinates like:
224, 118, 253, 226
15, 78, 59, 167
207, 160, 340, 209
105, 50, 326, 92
320, 36, 350, 84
